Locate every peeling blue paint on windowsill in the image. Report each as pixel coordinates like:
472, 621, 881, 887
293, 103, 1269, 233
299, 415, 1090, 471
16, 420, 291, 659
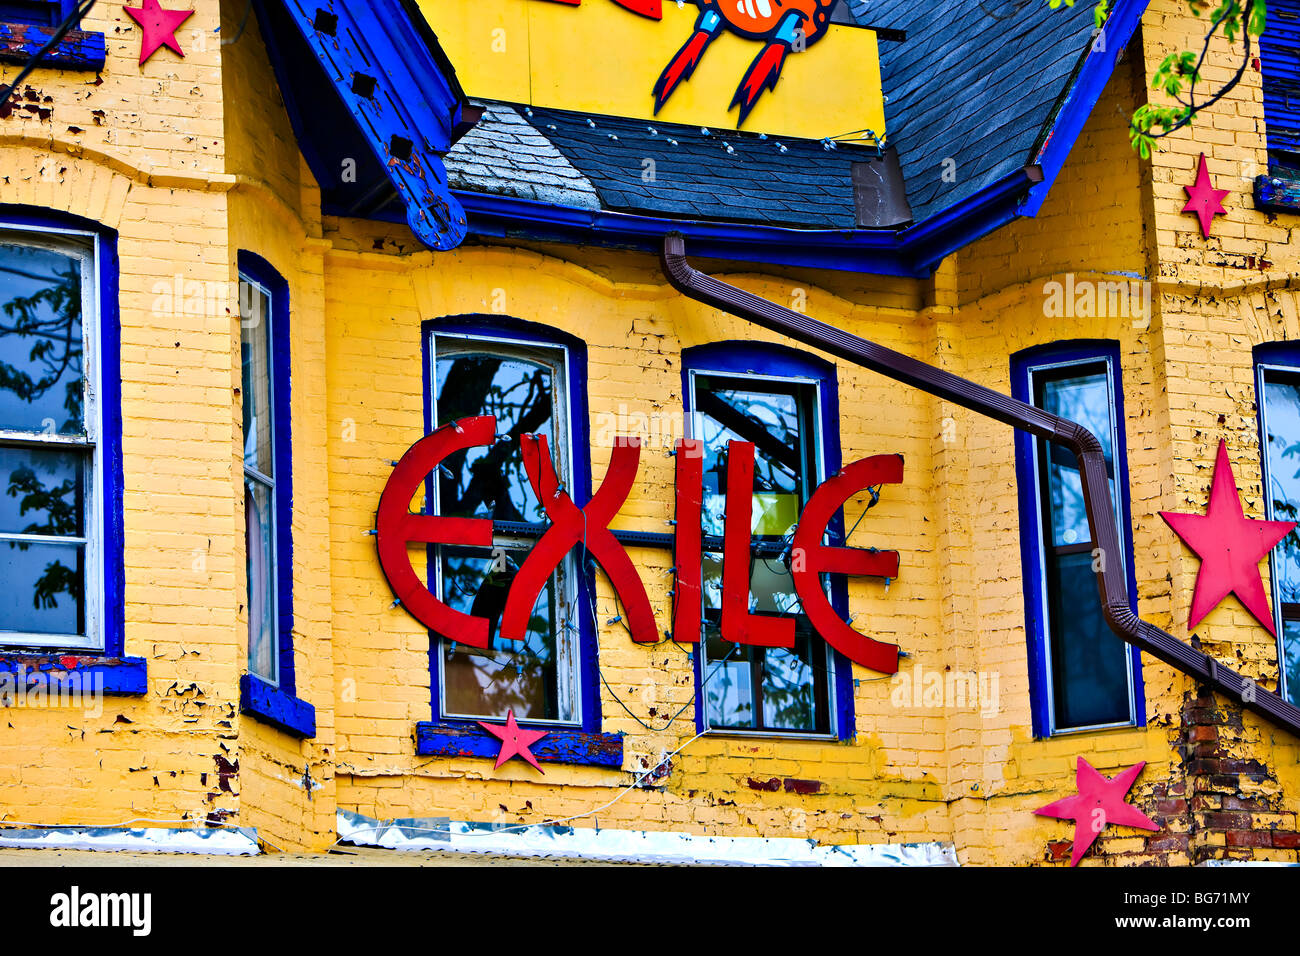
0, 654, 146, 696
0, 23, 105, 72
240, 673, 316, 739
416, 721, 624, 769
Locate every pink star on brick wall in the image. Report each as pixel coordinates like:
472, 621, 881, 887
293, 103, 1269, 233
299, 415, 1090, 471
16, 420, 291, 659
124, 0, 195, 65
1182, 153, 1230, 238
1035, 758, 1159, 866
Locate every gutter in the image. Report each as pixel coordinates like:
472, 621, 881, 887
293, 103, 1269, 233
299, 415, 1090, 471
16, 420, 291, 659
660, 234, 1300, 740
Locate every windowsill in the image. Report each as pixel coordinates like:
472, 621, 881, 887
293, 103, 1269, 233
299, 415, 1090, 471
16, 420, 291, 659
0, 22, 106, 73
1255, 167, 1300, 214
416, 720, 625, 768
0, 652, 146, 695
240, 673, 316, 739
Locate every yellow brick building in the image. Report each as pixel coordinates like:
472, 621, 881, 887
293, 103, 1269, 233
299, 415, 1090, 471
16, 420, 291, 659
0, 0, 1298, 866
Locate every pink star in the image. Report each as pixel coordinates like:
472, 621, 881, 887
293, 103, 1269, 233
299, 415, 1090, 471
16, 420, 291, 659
1160, 439, 1295, 636
478, 709, 549, 773
1035, 758, 1159, 866
1182, 153, 1230, 238
124, 0, 195, 65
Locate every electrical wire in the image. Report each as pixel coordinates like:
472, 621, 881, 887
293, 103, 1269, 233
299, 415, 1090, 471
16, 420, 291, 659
0, 0, 98, 108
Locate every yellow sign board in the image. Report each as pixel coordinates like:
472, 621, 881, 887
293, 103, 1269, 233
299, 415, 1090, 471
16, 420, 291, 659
419, 0, 887, 143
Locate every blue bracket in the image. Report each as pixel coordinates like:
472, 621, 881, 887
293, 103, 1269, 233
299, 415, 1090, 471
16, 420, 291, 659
274, 0, 467, 251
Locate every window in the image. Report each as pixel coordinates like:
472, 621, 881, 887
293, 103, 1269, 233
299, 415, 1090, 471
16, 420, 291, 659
430, 331, 582, 725
1254, 346, 1300, 707
237, 252, 313, 737
0, 227, 101, 651
1262, 1, 1300, 160
685, 344, 851, 738
1014, 344, 1141, 735
241, 274, 279, 685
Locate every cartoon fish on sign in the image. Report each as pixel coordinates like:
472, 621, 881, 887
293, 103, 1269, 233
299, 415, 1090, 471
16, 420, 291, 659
653, 0, 840, 125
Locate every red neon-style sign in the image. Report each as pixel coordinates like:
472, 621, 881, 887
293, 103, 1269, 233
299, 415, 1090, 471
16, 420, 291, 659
500, 434, 658, 644
671, 439, 704, 644
375, 417, 496, 648
791, 454, 903, 675
377, 430, 904, 673
722, 441, 795, 649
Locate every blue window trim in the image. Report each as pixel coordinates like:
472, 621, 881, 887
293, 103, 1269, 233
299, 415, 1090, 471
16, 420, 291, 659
414, 314, 623, 768
0, 2, 106, 72
681, 341, 856, 742
236, 251, 314, 739
1251, 340, 1300, 706
1011, 340, 1145, 738
0, 204, 140, 695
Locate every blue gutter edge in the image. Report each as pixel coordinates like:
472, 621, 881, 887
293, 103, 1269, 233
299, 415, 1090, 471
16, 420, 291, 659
457, 165, 1041, 278
1020, 0, 1150, 218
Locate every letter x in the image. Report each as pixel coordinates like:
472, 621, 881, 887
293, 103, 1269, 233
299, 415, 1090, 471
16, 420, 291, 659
501, 435, 658, 644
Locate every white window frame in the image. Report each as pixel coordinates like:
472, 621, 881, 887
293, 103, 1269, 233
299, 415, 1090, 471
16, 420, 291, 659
0, 223, 104, 652
1024, 354, 1137, 735
429, 332, 582, 726
241, 272, 280, 688
687, 367, 839, 741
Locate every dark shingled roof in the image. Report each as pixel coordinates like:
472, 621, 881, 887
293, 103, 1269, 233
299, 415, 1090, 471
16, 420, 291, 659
870, 0, 1098, 221
528, 106, 877, 229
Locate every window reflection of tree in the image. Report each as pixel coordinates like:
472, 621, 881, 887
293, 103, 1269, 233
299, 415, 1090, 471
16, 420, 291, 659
1, 258, 83, 616
442, 548, 559, 720
697, 379, 827, 733
436, 355, 553, 523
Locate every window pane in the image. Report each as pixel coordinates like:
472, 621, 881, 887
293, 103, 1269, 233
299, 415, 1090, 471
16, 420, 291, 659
1031, 361, 1132, 731
1040, 369, 1114, 547
245, 478, 277, 682
0, 241, 85, 436
434, 349, 557, 523
1284, 620, 1300, 709
440, 545, 572, 722
1046, 550, 1132, 728
697, 379, 806, 538
695, 374, 830, 735
0, 445, 86, 537
240, 283, 274, 479
0, 540, 84, 637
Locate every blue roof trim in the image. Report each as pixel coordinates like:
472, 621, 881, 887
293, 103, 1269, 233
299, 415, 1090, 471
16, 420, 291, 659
1020, 0, 1150, 218
456, 164, 1040, 277
272, 0, 467, 250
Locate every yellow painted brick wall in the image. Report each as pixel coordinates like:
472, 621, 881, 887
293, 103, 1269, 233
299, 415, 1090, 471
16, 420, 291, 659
0, 1, 241, 830
5, 0, 1300, 866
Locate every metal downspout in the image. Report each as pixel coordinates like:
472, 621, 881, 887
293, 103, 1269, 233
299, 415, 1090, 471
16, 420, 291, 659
660, 233, 1300, 739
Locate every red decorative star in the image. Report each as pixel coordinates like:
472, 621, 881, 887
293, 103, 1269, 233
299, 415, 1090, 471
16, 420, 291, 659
477, 709, 549, 773
124, 0, 195, 65
1182, 153, 1230, 238
1160, 439, 1295, 636
1035, 758, 1159, 867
